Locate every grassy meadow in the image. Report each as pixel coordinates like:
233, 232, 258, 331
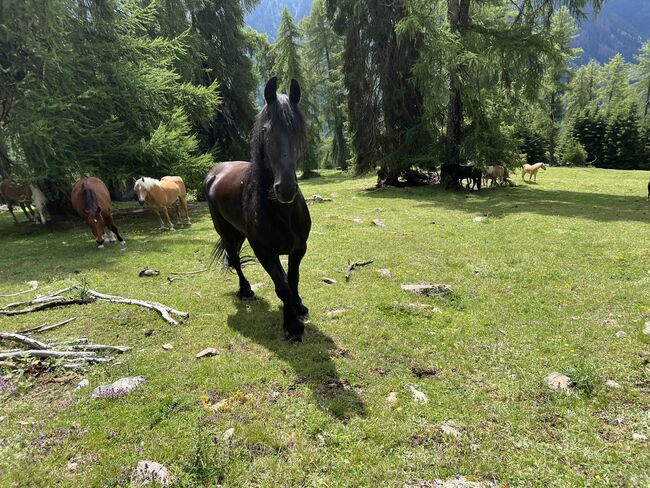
0, 167, 649, 487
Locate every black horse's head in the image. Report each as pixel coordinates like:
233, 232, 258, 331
252, 76, 307, 204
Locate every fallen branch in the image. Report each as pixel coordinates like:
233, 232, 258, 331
0, 349, 97, 360
86, 289, 188, 325
0, 332, 50, 350
169, 268, 208, 276
345, 260, 374, 281
0, 299, 94, 316
0, 281, 38, 298
4, 295, 63, 309
72, 344, 130, 354
19, 317, 77, 334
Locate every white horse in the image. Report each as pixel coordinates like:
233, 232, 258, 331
29, 185, 51, 224
521, 162, 546, 182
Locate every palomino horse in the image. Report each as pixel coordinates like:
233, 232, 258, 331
71, 177, 125, 248
133, 176, 190, 230
0, 179, 51, 224
205, 77, 311, 341
521, 162, 546, 182
483, 165, 508, 187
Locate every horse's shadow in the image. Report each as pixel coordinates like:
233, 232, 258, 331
226, 296, 366, 419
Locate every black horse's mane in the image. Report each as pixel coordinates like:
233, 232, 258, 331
250, 93, 307, 172
81, 183, 97, 214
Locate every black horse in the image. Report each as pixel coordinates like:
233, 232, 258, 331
441, 163, 482, 191
204, 77, 311, 341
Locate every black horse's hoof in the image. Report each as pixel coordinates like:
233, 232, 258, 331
296, 303, 309, 317
237, 288, 255, 300
286, 333, 303, 343
284, 317, 305, 339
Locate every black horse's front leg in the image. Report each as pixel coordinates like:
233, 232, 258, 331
288, 246, 308, 319
257, 252, 304, 341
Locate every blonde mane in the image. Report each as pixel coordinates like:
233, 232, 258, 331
136, 176, 161, 192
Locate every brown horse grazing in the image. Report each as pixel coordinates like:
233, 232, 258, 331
71, 177, 125, 248
0, 179, 50, 224
521, 162, 547, 182
205, 77, 311, 341
133, 176, 190, 230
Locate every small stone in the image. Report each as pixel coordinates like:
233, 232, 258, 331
327, 308, 347, 319
74, 379, 90, 392
322, 277, 337, 285
251, 282, 269, 292
92, 376, 146, 399
222, 427, 235, 442
138, 268, 160, 277
544, 372, 574, 394
405, 476, 496, 487
403, 303, 442, 314
162, 343, 173, 351
196, 348, 218, 359
372, 219, 385, 227
643, 322, 650, 336
378, 269, 392, 278
472, 216, 487, 223
194, 292, 202, 298
67, 461, 78, 471
615, 330, 627, 338
469, 443, 479, 452
402, 283, 453, 297
144, 329, 155, 337
316, 433, 325, 446
632, 433, 647, 442
439, 420, 462, 438
386, 391, 398, 407
352, 217, 363, 224
374, 208, 384, 212
406, 383, 428, 404
605, 380, 620, 389
133, 460, 171, 486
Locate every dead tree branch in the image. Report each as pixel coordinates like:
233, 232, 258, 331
0, 332, 50, 350
345, 260, 374, 281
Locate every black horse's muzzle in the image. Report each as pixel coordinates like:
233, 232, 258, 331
273, 180, 298, 204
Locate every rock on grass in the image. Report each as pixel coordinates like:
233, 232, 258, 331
92, 376, 146, 400
405, 477, 497, 487
544, 372, 574, 394
133, 460, 171, 486
401, 284, 452, 297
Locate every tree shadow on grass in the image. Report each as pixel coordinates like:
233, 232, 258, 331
226, 296, 366, 420
361, 184, 650, 223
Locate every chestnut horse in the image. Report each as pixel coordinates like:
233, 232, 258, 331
521, 162, 547, 182
133, 176, 190, 230
71, 177, 125, 248
204, 77, 311, 341
0, 179, 50, 224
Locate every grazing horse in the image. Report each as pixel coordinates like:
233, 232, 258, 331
0, 179, 50, 224
133, 176, 190, 230
521, 162, 546, 182
71, 177, 125, 248
204, 77, 311, 341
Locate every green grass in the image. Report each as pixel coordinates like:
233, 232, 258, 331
1, 167, 649, 487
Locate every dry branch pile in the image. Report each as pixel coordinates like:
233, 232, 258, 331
0, 331, 129, 370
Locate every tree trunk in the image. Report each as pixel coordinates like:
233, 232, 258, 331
645, 80, 650, 117
548, 92, 557, 166
446, 0, 471, 166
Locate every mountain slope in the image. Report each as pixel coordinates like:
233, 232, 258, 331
246, 0, 650, 63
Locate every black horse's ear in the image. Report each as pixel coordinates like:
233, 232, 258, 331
289, 79, 301, 104
264, 76, 278, 104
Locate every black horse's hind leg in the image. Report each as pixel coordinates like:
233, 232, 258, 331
7, 204, 19, 224
256, 251, 304, 340
288, 246, 308, 318
229, 250, 254, 299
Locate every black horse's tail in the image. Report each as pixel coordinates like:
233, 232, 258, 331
208, 239, 230, 270
208, 239, 256, 272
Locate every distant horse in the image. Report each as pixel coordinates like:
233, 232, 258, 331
0, 179, 50, 224
483, 165, 508, 187
441, 163, 482, 191
204, 77, 311, 341
521, 162, 546, 182
133, 176, 190, 230
71, 177, 125, 248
